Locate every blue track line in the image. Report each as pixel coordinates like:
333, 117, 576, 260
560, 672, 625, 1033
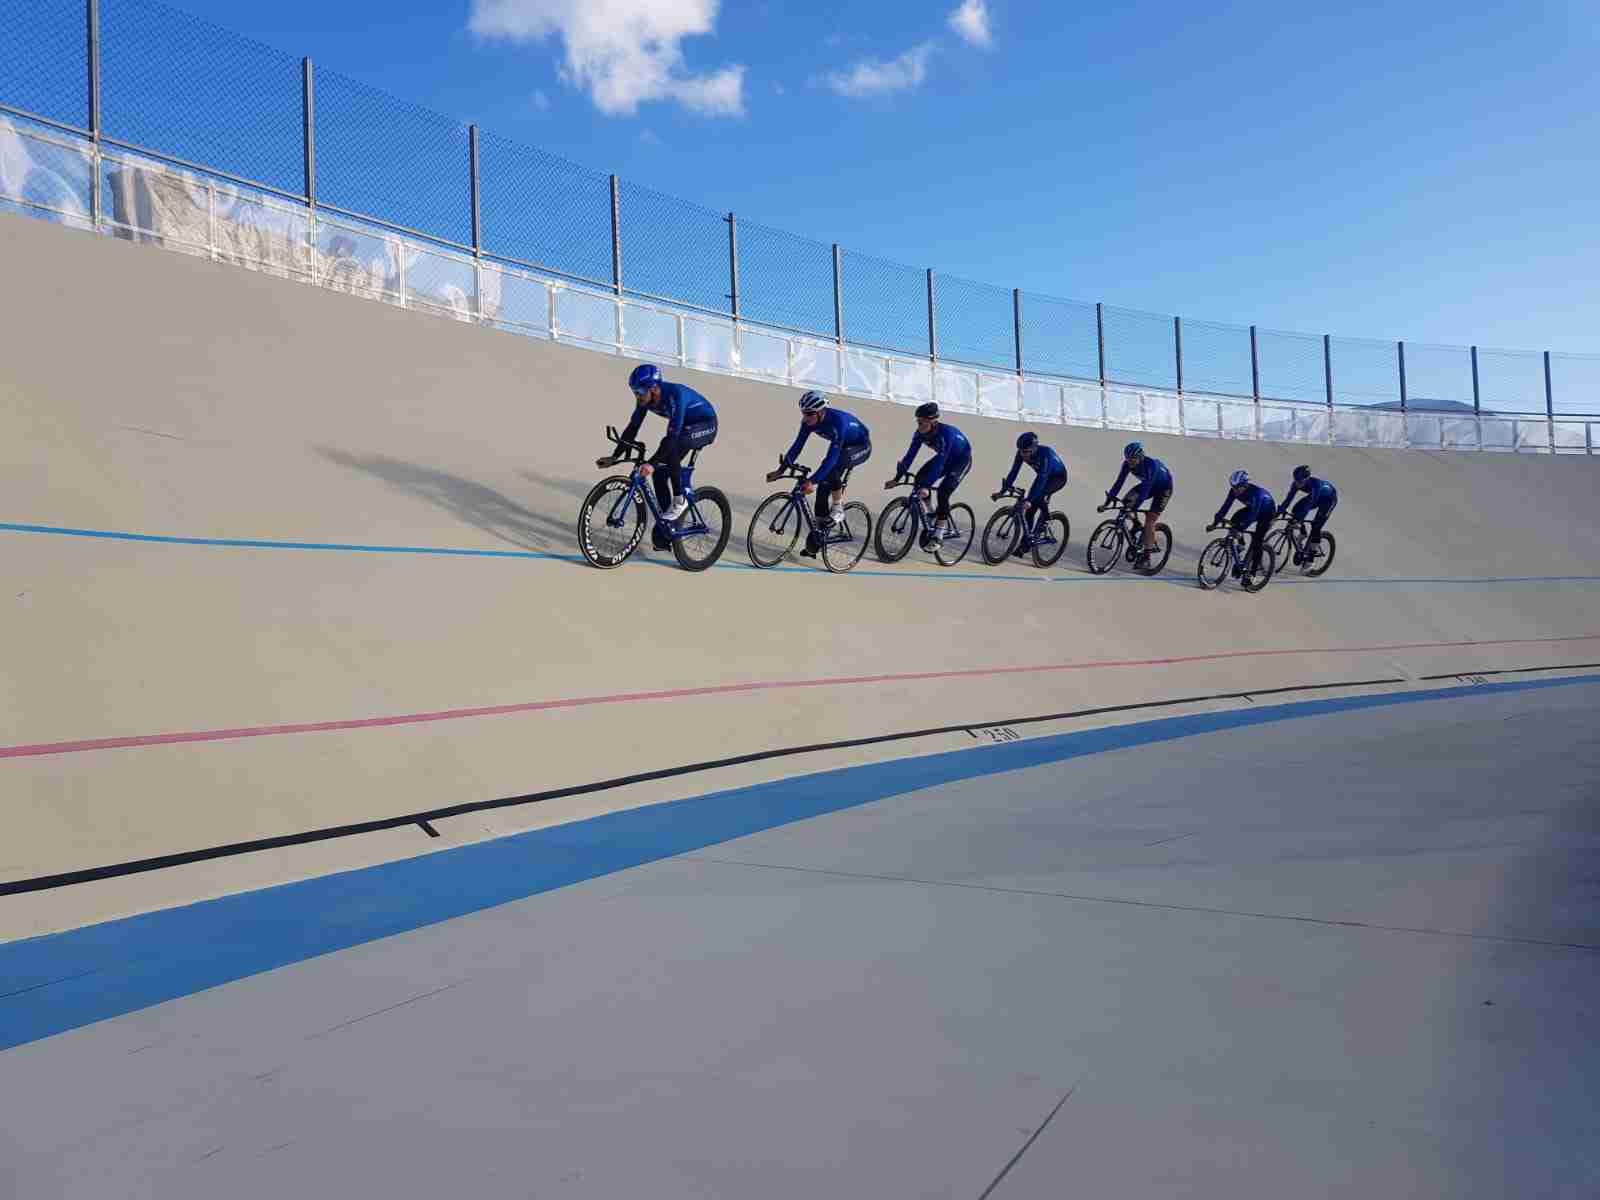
2, 673, 1597, 1052
4, 520, 1599, 587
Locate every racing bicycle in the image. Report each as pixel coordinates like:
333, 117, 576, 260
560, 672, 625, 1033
577, 426, 732, 571
875, 474, 975, 566
1264, 511, 1337, 578
981, 486, 1069, 567
747, 463, 873, 573
1086, 501, 1172, 576
1197, 522, 1278, 592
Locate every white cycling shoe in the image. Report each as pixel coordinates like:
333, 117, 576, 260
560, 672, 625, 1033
663, 496, 690, 521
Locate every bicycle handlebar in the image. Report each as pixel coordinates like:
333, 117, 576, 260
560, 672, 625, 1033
597, 424, 646, 468
884, 473, 913, 490
992, 486, 1023, 501
767, 462, 810, 483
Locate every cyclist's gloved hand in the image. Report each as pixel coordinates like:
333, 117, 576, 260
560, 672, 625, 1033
802, 480, 815, 495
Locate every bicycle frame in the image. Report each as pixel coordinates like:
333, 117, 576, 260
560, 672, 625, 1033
606, 451, 710, 541
885, 480, 958, 542
995, 488, 1056, 549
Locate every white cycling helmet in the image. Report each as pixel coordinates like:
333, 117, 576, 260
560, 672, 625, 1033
799, 389, 828, 413
1229, 469, 1250, 488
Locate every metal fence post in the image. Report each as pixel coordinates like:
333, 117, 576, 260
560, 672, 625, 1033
1173, 316, 1183, 394
831, 243, 844, 346
1397, 340, 1408, 412
608, 174, 622, 295
302, 59, 316, 209
88, 0, 101, 225
926, 269, 937, 362
1095, 302, 1106, 385
1249, 324, 1260, 401
1544, 350, 1554, 421
1470, 345, 1480, 415
1012, 288, 1024, 377
468, 124, 482, 320
1323, 334, 1333, 410
725, 211, 739, 322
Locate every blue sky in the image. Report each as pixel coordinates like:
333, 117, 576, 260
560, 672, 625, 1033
46, 1, 1600, 376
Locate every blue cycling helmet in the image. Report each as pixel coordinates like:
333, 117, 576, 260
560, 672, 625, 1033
1229, 469, 1250, 488
628, 363, 662, 395
799, 389, 828, 413
1123, 441, 1144, 459
1293, 464, 1312, 482
1017, 431, 1039, 451
915, 401, 940, 421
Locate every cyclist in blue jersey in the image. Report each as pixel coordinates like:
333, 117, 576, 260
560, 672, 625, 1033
890, 402, 972, 551
1279, 464, 1339, 566
999, 432, 1068, 557
777, 389, 872, 559
608, 363, 719, 551
1214, 469, 1277, 576
1104, 442, 1173, 565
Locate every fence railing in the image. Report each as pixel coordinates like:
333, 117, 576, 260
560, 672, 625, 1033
2, 0, 1596, 455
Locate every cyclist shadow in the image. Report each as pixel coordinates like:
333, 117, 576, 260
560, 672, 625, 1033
318, 448, 578, 556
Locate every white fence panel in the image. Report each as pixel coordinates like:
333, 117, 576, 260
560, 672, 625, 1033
738, 328, 790, 380
683, 316, 735, 371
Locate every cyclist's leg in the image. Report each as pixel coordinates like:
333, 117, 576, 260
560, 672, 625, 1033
832, 443, 870, 519
805, 465, 840, 552
1249, 512, 1271, 572
676, 418, 718, 497
1142, 484, 1169, 552
1038, 473, 1066, 535
1309, 495, 1336, 546
1228, 512, 1250, 573
1024, 474, 1051, 539
935, 455, 971, 524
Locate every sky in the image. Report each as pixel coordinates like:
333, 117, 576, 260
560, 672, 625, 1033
48, 0, 1600, 365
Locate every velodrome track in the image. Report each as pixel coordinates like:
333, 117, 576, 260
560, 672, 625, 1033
1, 211, 1597, 1195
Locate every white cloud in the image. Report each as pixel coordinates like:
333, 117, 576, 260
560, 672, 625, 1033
469, 0, 745, 117
823, 42, 934, 97
947, 0, 993, 48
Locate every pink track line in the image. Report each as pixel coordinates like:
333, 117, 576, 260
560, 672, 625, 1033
4, 633, 1596, 762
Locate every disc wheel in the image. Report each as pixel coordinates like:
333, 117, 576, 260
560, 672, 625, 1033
1240, 542, 1278, 593
747, 492, 801, 568
1133, 523, 1173, 575
934, 503, 975, 566
981, 508, 1022, 565
1031, 514, 1069, 568
1086, 519, 1123, 575
875, 497, 917, 563
1303, 531, 1336, 577
822, 502, 872, 573
1197, 537, 1229, 590
671, 486, 731, 572
578, 476, 644, 568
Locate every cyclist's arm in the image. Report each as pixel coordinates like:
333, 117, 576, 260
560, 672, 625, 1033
663, 391, 686, 440
814, 434, 844, 482
781, 425, 810, 468
1001, 452, 1022, 492
1214, 493, 1235, 525
896, 432, 923, 476
1107, 462, 1131, 499
618, 405, 647, 446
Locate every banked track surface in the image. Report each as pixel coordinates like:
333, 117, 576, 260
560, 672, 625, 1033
2, 210, 1599, 933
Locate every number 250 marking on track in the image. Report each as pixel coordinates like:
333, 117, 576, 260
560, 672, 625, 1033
970, 726, 1021, 743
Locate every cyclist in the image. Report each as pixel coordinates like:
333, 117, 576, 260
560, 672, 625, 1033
1279, 464, 1339, 565
1104, 441, 1173, 565
998, 432, 1067, 557
609, 363, 718, 552
1213, 468, 1276, 577
775, 389, 872, 559
889, 401, 972, 551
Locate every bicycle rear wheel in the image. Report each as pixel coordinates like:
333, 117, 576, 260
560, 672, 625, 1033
747, 492, 801, 568
875, 497, 917, 562
934, 503, 975, 566
672, 486, 731, 572
1086, 519, 1122, 574
1264, 527, 1293, 573
981, 508, 1021, 565
1241, 543, 1277, 592
1134, 523, 1173, 575
1304, 531, 1336, 577
1031, 514, 1069, 568
1196, 537, 1229, 590
578, 476, 644, 568
821, 502, 871, 573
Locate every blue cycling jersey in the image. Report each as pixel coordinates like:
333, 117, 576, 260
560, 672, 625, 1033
1282, 475, 1337, 509
1107, 455, 1172, 498
1002, 444, 1066, 491
1216, 482, 1276, 526
897, 422, 971, 481
783, 408, 870, 481
619, 381, 716, 445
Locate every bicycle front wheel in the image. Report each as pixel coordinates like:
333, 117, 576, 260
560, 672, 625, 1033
1134, 523, 1173, 575
1304, 531, 1336, 577
822, 502, 872, 573
747, 492, 801, 568
578, 476, 644, 568
981, 508, 1020, 565
1264, 528, 1293, 574
1086, 519, 1123, 574
1031, 514, 1069, 568
934, 503, 975, 566
1197, 537, 1229, 590
875, 497, 917, 562
1241, 542, 1277, 593
672, 486, 731, 572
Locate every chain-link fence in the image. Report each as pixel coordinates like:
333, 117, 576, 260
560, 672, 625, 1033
0, 0, 1596, 453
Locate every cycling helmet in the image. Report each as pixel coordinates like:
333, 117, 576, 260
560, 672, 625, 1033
628, 363, 662, 395
1016, 431, 1039, 451
1123, 441, 1144, 459
1229, 469, 1250, 488
914, 402, 940, 421
798, 389, 828, 413
1293, 464, 1312, 482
